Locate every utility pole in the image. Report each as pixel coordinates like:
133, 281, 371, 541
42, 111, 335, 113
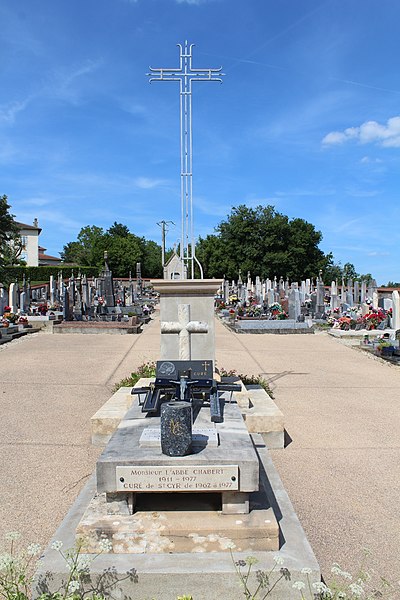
157, 220, 175, 270
148, 41, 224, 279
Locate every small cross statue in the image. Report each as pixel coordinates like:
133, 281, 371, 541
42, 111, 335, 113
161, 304, 208, 360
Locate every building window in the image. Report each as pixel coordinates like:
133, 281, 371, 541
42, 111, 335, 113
21, 236, 27, 248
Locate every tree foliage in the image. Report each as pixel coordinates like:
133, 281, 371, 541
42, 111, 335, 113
196, 205, 327, 281
61, 222, 162, 278
0, 195, 22, 282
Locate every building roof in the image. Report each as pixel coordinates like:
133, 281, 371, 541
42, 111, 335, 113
16, 221, 42, 234
39, 252, 62, 262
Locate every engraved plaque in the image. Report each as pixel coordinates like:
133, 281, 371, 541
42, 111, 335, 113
139, 427, 219, 448
116, 464, 239, 492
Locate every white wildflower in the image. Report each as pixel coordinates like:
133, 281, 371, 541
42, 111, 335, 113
5, 532, 21, 542
51, 540, 63, 551
301, 567, 312, 574
76, 556, 91, 573
27, 543, 41, 556
312, 581, 332, 596
292, 581, 306, 590
337, 593, 347, 599
349, 583, 365, 597
273, 554, 284, 565
99, 538, 113, 553
0, 553, 13, 569
67, 580, 80, 593
331, 564, 352, 580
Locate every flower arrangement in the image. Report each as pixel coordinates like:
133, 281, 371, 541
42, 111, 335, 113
269, 302, 287, 320
38, 303, 48, 316
2, 312, 18, 325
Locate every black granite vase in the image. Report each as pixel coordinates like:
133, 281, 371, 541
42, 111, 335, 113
161, 401, 192, 456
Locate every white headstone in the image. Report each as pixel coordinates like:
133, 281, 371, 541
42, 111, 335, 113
383, 298, 393, 312
391, 291, 400, 331
361, 303, 369, 317
9, 283, 17, 313
372, 291, 379, 310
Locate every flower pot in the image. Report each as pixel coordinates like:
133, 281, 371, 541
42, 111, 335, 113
381, 346, 394, 356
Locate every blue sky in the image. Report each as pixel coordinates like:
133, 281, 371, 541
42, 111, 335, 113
1, 0, 400, 284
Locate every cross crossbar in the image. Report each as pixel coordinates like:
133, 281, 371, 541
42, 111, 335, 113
160, 303, 208, 360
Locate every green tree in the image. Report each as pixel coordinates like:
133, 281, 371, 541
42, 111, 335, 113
100, 232, 144, 277
61, 222, 163, 278
107, 222, 130, 238
196, 204, 326, 281
342, 262, 359, 281
0, 195, 21, 282
142, 239, 162, 278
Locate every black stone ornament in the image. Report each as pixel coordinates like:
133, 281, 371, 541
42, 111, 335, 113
161, 401, 192, 456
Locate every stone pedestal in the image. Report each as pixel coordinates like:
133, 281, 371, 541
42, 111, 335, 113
152, 279, 222, 363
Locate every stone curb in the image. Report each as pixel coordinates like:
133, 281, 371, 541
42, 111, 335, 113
91, 379, 284, 448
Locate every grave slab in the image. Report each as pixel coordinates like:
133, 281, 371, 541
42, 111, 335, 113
33, 435, 320, 600
76, 490, 278, 553
96, 401, 260, 494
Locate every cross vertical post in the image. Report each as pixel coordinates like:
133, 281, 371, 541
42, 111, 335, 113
148, 41, 224, 279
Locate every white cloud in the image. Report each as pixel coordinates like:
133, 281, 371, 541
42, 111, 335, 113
360, 156, 383, 164
0, 97, 34, 125
134, 177, 168, 189
176, 0, 211, 4
322, 116, 400, 147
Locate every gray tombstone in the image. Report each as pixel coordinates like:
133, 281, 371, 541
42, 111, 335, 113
223, 279, 229, 303
0, 285, 7, 316
360, 280, 367, 303
288, 288, 301, 321
354, 281, 360, 305
267, 288, 275, 307
346, 290, 354, 307
330, 294, 339, 311
19, 292, 27, 312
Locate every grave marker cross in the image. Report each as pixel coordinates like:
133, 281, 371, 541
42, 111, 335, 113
148, 41, 224, 279
160, 303, 208, 360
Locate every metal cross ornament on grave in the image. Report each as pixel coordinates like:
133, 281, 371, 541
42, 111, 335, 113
148, 41, 224, 279
160, 304, 208, 360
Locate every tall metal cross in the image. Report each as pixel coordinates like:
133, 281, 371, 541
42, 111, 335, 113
148, 41, 224, 279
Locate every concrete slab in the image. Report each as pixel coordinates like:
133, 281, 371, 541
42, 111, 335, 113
96, 401, 260, 494
76, 491, 278, 554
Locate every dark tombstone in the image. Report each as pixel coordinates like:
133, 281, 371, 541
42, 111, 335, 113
63, 289, 72, 321
99, 252, 116, 307
136, 262, 142, 296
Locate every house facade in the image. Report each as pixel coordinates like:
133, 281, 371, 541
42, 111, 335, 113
16, 219, 41, 266
15, 219, 62, 266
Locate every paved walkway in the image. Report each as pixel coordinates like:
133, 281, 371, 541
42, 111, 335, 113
0, 315, 399, 586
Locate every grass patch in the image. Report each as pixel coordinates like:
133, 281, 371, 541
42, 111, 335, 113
112, 361, 156, 392
113, 362, 274, 400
